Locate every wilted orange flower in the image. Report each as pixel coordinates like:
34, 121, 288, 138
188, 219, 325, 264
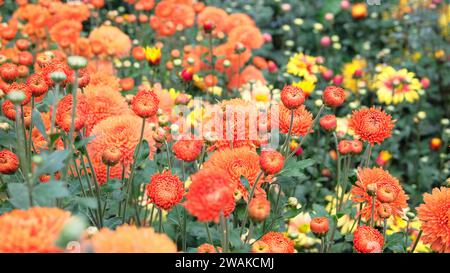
84, 84, 130, 134
353, 226, 384, 253
417, 187, 450, 253
278, 104, 313, 136
88, 26, 131, 58
184, 168, 235, 222
351, 167, 408, 222
260, 232, 295, 253
197, 6, 228, 35
146, 171, 184, 211
0, 207, 71, 253
88, 114, 155, 168
228, 26, 263, 50
89, 225, 177, 253
172, 135, 203, 162
55, 91, 89, 132
349, 107, 395, 145
203, 147, 267, 199
0, 149, 19, 174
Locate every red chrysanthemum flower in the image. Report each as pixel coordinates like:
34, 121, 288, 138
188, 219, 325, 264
172, 135, 204, 162
279, 104, 313, 137
351, 139, 364, 154
319, 114, 337, 131
197, 243, 222, 253
183, 168, 235, 222
0, 149, 19, 175
259, 150, 284, 175
0, 63, 18, 83
348, 107, 395, 145
353, 226, 384, 253
27, 74, 48, 97
1, 100, 32, 127
260, 232, 294, 253
310, 217, 330, 236
39, 59, 74, 87
55, 91, 89, 132
89, 225, 177, 253
280, 85, 305, 110
350, 167, 408, 222
338, 140, 353, 155
322, 86, 346, 107
146, 171, 184, 211
248, 197, 270, 222
131, 88, 160, 118
0, 207, 71, 253
417, 187, 450, 253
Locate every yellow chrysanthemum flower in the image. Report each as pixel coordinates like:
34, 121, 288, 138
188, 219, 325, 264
292, 80, 315, 96
286, 53, 324, 82
342, 58, 366, 93
374, 66, 423, 105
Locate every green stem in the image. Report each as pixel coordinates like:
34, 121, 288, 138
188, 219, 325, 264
239, 171, 264, 236
409, 230, 423, 253
49, 84, 60, 140
164, 140, 172, 169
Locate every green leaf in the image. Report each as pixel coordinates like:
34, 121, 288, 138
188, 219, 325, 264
75, 135, 95, 150
35, 150, 70, 176
8, 183, 30, 209
32, 109, 48, 140
240, 176, 250, 193
74, 197, 98, 209
33, 181, 69, 206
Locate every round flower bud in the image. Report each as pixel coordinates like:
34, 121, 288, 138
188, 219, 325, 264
102, 147, 121, 166
0, 149, 19, 175
50, 71, 67, 83
319, 114, 337, 131
259, 150, 285, 175
310, 217, 330, 236
248, 197, 271, 222
6, 90, 26, 105
67, 56, 88, 70
280, 85, 305, 109
323, 86, 346, 107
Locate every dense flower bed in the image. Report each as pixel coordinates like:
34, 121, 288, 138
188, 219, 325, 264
0, 0, 448, 253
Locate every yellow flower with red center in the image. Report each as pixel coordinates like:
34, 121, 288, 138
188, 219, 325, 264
342, 58, 366, 93
375, 66, 423, 105
286, 53, 325, 83
144, 46, 161, 65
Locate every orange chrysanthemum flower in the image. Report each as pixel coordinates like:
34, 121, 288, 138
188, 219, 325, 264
349, 107, 395, 145
278, 104, 313, 136
88, 114, 156, 168
49, 20, 82, 47
322, 86, 346, 107
224, 13, 255, 33
131, 88, 160, 118
417, 187, 450, 253
203, 147, 267, 199
89, 225, 177, 253
172, 135, 203, 162
350, 167, 408, 222
39, 59, 74, 87
88, 26, 131, 58
0, 207, 71, 253
0, 149, 19, 174
197, 243, 222, 253
2, 100, 31, 127
55, 91, 89, 132
353, 226, 384, 253
259, 150, 284, 175
280, 84, 306, 110
184, 168, 235, 222
27, 73, 48, 97
146, 171, 184, 211
214, 43, 251, 75
228, 25, 264, 50
197, 6, 228, 35
248, 197, 271, 222
260, 232, 295, 253
84, 84, 130, 134
227, 65, 266, 89
87, 71, 121, 91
